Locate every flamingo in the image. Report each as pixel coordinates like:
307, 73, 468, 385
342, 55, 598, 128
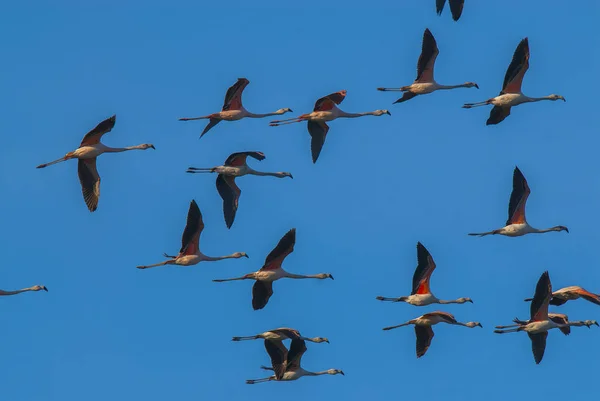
468, 166, 568, 237
382, 311, 482, 358
136, 200, 248, 269
36, 115, 155, 212
212, 228, 333, 310
0, 285, 48, 296
376, 242, 473, 305
524, 286, 600, 306
495, 313, 598, 336
178, 78, 293, 138
246, 338, 344, 384
494, 271, 598, 364
186, 151, 292, 229
377, 28, 478, 103
269, 90, 391, 163
232, 327, 329, 344
462, 38, 565, 125
436, 0, 464, 21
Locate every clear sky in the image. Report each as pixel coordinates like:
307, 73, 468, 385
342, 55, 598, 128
1, 1, 599, 400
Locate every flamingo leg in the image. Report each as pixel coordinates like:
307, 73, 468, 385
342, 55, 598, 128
260, 366, 274, 371
376, 296, 406, 302
186, 167, 215, 174
462, 100, 490, 109
376, 87, 405, 91
36, 156, 70, 169
212, 275, 251, 282
494, 324, 521, 329
231, 335, 260, 341
269, 119, 306, 127
179, 115, 211, 121
494, 328, 521, 334
382, 321, 413, 331
246, 376, 275, 384
136, 260, 175, 269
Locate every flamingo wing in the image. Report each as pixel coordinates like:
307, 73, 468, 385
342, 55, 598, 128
415, 325, 434, 358
449, 0, 465, 21
200, 118, 221, 138
252, 280, 274, 310
506, 166, 531, 225
576, 288, 600, 305
263, 339, 288, 380
501, 38, 530, 94
411, 242, 437, 295
216, 174, 241, 229
261, 228, 296, 271
528, 331, 548, 364
308, 121, 330, 164
486, 105, 512, 125
530, 271, 551, 322
286, 339, 307, 371
423, 311, 457, 324
224, 151, 266, 167
313, 90, 347, 112
77, 158, 101, 212
79, 115, 116, 146
548, 313, 570, 335
549, 296, 568, 306
270, 328, 301, 340
222, 78, 250, 111
416, 28, 439, 83
179, 199, 204, 256
435, 0, 446, 15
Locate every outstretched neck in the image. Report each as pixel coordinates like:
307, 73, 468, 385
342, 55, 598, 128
104, 144, 147, 153
438, 299, 462, 304
531, 226, 565, 234
436, 83, 471, 90
338, 111, 376, 118
203, 254, 241, 261
305, 370, 332, 376
247, 168, 286, 178
246, 110, 286, 118
0, 287, 33, 296
526, 95, 559, 102
283, 272, 326, 279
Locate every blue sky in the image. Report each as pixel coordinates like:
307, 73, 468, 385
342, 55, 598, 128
1, 1, 598, 400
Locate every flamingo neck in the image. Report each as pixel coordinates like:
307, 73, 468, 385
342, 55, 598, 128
202, 254, 239, 261
247, 168, 287, 178
103, 144, 146, 153
436, 83, 470, 90
0, 287, 34, 296
246, 111, 284, 118
283, 272, 322, 279
337, 110, 375, 118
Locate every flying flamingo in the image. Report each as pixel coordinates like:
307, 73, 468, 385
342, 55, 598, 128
376, 242, 473, 305
136, 200, 248, 270
436, 0, 464, 21
377, 28, 478, 103
0, 285, 48, 296
468, 166, 568, 237
246, 338, 344, 384
178, 78, 293, 138
36, 115, 155, 212
494, 271, 598, 364
186, 151, 292, 229
462, 38, 565, 125
524, 286, 600, 306
382, 311, 482, 358
269, 90, 391, 163
495, 313, 598, 336
232, 327, 329, 344
213, 228, 333, 310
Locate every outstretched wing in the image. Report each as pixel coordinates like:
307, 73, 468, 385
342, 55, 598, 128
436, 0, 446, 15
261, 228, 296, 271
313, 90, 347, 112
77, 159, 101, 212
411, 242, 436, 295
80, 115, 116, 146
506, 166, 531, 225
415, 325, 434, 358
252, 281, 274, 310
224, 151, 266, 167
575, 287, 600, 306
200, 118, 221, 138
264, 339, 288, 380
528, 332, 548, 364
308, 121, 330, 164
270, 328, 301, 340
486, 105, 512, 125
530, 271, 551, 322
286, 339, 307, 371
216, 175, 241, 229
415, 28, 439, 83
549, 314, 570, 335
423, 311, 457, 324
502, 38, 530, 94
180, 200, 204, 255
222, 78, 250, 111
448, 0, 465, 21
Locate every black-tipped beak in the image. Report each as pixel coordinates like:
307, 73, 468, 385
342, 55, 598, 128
340, 371, 345, 376
385, 111, 391, 115
43, 287, 48, 292
329, 274, 334, 280
150, 145, 156, 149
475, 84, 480, 89
478, 323, 483, 328
561, 97, 566, 102
244, 254, 249, 258
595, 322, 599, 327
289, 174, 294, 179
565, 227, 570, 233
376, 87, 385, 91
288, 109, 293, 112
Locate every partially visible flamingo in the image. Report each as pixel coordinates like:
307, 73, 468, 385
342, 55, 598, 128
232, 327, 329, 344
269, 90, 390, 163
376, 242, 473, 305
36, 115, 155, 212
524, 286, 600, 306
213, 228, 333, 310
186, 151, 292, 229
377, 28, 478, 104
0, 285, 48, 296
494, 271, 597, 364
136, 200, 248, 269
382, 311, 482, 358
468, 166, 568, 237
462, 38, 565, 125
246, 338, 344, 384
178, 78, 293, 138
436, 0, 465, 21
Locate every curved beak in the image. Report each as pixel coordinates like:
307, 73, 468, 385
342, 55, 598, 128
329, 274, 334, 280
474, 84, 480, 89
150, 145, 156, 150
560, 96, 566, 102
385, 111, 391, 115
244, 254, 249, 258
468, 299, 474, 303
288, 174, 294, 179
340, 371, 345, 376
478, 323, 483, 328
595, 321, 599, 327
43, 286, 48, 292
288, 108, 293, 112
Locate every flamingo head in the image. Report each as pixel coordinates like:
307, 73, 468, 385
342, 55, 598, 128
549, 94, 566, 102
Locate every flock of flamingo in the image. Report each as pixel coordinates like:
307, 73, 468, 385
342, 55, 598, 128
5, 1, 593, 385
